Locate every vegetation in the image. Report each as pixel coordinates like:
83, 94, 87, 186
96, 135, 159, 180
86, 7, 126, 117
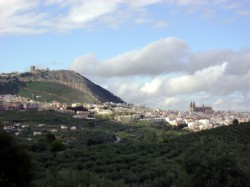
0, 110, 84, 125
85, 78, 124, 103
233, 118, 239, 125
45, 133, 56, 144
49, 140, 65, 153
31, 122, 250, 187
60, 129, 116, 145
0, 78, 24, 95
0, 110, 249, 187
0, 70, 125, 103
0, 131, 32, 187
18, 82, 95, 103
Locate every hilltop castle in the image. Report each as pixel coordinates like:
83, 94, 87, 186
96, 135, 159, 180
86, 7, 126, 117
190, 101, 213, 113
30, 66, 49, 75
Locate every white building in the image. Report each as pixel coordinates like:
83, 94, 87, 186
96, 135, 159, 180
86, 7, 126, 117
61, 125, 68, 130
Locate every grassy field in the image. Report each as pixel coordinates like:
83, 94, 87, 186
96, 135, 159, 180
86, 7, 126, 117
17, 81, 96, 103
0, 110, 80, 125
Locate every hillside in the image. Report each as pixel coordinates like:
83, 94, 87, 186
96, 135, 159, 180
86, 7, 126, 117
0, 70, 124, 104
1, 109, 249, 186
34, 122, 250, 187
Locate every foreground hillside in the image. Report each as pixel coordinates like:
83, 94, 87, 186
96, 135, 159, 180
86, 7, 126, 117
0, 70, 124, 103
0, 110, 249, 187
33, 123, 249, 187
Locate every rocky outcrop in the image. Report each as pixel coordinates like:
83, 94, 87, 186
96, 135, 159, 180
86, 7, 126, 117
19, 70, 93, 95
2, 70, 125, 103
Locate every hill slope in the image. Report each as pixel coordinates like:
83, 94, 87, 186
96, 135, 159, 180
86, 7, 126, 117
0, 70, 124, 104
0, 109, 249, 186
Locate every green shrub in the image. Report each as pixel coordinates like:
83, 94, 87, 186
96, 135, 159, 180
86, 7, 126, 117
49, 140, 65, 153
0, 131, 33, 187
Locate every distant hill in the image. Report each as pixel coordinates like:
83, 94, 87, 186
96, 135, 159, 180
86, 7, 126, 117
0, 70, 125, 104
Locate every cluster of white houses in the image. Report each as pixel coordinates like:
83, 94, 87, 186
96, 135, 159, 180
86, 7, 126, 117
1, 95, 250, 132
2, 122, 80, 138
0, 95, 39, 110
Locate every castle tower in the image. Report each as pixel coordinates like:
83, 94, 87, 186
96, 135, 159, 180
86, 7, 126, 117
30, 66, 36, 74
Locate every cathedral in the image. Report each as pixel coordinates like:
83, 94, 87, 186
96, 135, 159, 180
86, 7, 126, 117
190, 101, 213, 113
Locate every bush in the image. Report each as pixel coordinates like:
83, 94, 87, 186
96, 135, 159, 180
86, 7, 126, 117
0, 131, 33, 187
30, 142, 47, 152
45, 133, 56, 144
49, 140, 65, 153
176, 144, 249, 187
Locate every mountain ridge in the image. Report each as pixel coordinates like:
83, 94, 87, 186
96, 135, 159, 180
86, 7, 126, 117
0, 70, 125, 104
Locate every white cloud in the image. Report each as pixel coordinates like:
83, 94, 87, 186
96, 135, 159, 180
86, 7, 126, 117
188, 48, 250, 75
166, 0, 250, 21
1, 0, 249, 35
70, 54, 98, 75
0, 0, 165, 35
0, 0, 36, 17
212, 94, 250, 111
141, 77, 164, 95
66, 1, 119, 24
126, 0, 162, 8
164, 97, 181, 106
70, 37, 189, 77
213, 71, 250, 96
0, 0, 47, 35
167, 63, 227, 95
70, 37, 250, 111
173, 0, 208, 7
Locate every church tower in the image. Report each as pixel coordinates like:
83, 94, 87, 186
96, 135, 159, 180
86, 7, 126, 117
190, 101, 196, 112
190, 101, 193, 112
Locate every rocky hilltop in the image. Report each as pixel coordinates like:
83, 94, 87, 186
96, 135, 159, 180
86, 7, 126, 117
0, 70, 125, 104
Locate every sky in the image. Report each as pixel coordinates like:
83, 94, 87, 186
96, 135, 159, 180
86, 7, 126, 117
0, 0, 250, 111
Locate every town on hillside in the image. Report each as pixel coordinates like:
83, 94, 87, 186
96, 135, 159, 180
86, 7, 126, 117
1, 93, 250, 136
1, 66, 250, 136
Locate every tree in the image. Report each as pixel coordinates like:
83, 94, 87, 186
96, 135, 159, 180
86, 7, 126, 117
30, 141, 47, 152
143, 129, 157, 143
49, 140, 65, 153
0, 131, 33, 187
233, 119, 239, 125
86, 121, 95, 128
176, 144, 249, 187
45, 133, 56, 144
